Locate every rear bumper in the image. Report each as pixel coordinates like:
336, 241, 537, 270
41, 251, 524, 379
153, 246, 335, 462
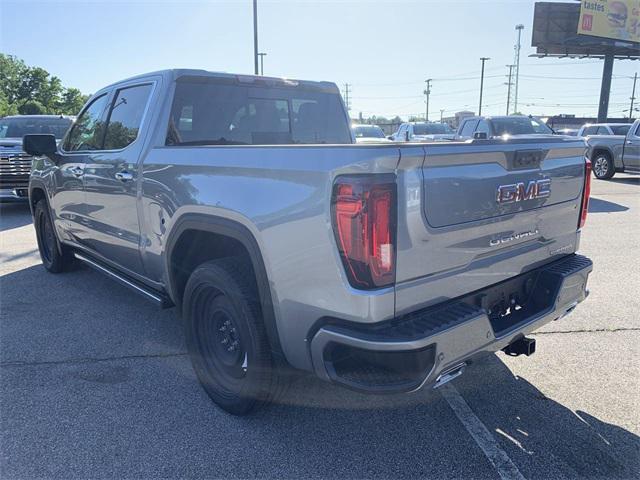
310, 254, 592, 393
0, 187, 29, 202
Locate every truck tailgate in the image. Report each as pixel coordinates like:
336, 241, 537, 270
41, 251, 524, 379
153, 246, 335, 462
395, 138, 587, 315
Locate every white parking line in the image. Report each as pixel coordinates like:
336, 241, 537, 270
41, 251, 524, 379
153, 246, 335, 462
440, 383, 526, 480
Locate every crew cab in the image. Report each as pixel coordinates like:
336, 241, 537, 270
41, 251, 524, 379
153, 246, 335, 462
584, 118, 639, 179
24, 70, 592, 415
0, 115, 73, 201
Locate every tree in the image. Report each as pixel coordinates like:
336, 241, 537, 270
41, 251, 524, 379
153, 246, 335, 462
0, 54, 88, 116
59, 88, 88, 115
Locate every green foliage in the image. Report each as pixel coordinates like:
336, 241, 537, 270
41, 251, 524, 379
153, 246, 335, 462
0, 54, 89, 117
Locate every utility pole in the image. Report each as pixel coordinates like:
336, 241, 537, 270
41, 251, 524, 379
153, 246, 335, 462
258, 52, 267, 75
440, 109, 444, 123
423, 79, 432, 121
344, 84, 351, 112
479, 58, 490, 116
514, 24, 524, 114
253, 0, 259, 75
505, 64, 515, 115
629, 72, 638, 121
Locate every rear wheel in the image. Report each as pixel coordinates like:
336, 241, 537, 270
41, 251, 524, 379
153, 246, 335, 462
592, 152, 615, 179
182, 258, 283, 415
34, 199, 74, 273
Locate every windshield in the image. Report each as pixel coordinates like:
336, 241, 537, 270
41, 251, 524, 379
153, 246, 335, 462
412, 123, 453, 135
611, 125, 631, 136
167, 80, 351, 146
491, 117, 553, 136
0, 117, 72, 139
352, 125, 385, 138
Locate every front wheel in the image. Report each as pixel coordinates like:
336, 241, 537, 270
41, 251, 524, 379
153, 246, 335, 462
592, 153, 615, 179
182, 258, 283, 415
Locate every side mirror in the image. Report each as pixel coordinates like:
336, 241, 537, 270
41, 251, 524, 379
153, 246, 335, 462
473, 132, 488, 140
387, 135, 394, 141
23, 134, 57, 156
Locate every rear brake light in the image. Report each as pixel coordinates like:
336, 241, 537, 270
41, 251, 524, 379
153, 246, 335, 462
331, 175, 396, 289
579, 157, 592, 229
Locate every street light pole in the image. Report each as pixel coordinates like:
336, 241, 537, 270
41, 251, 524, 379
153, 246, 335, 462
479, 57, 490, 116
629, 72, 637, 121
440, 109, 444, 123
253, 0, 259, 75
424, 79, 432, 122
514, 24, 524, 114
258, 52, 267, 75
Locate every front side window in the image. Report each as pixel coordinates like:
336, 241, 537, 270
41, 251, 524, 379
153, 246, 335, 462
460, 120, 477, 137
103, 84, 153, 150
596, 126, 610, 135
582, 126, 598, 136
63, 94, 109, 151
475, 120, 491, 135
413, 123, 453, 135
352, 125, 385, 138
166, 80, 351, 146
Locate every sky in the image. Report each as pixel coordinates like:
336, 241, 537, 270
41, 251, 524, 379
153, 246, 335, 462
1, 0, 638, 120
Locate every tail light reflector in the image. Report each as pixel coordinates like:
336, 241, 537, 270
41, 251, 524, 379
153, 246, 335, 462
579, 157, 592, 229
331, 175, 396, 289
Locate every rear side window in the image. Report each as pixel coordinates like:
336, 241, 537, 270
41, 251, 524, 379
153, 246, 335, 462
166, 80, 351, 145
610, 125, 631, 136
63, 94, 109, 151
103, 84, 153, 150
460, 120, 477, 137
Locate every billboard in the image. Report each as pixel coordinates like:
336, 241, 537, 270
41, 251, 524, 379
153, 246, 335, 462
578, 0, 640, 44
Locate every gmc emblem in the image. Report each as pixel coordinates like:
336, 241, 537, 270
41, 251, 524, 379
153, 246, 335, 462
496, 179, 551, 204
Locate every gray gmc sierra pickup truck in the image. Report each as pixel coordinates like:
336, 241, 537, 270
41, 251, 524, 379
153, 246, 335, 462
23, 69, 593, 414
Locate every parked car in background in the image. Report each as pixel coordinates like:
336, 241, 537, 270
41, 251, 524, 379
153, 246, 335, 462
24, 69, 592, 414
577, 123, 633, 137
352, 124, 391, 143
456, 115, 554, 140
0, 115, 74, 201
585, 118, 640, 179
391, 122, 455, 142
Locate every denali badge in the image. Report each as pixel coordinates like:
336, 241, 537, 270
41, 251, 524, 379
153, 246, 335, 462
496, 179, 551, 204
490, 229, 539, 247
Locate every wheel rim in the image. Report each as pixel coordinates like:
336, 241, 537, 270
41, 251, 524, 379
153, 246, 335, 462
195, 289, 248, 383
594, 156, 609, 177
39, 211, 56, 264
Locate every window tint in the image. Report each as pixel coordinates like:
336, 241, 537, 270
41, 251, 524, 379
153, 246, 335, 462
103, 84, 153, 150
491, 117, 553, 136
460, 120, 477, 137
166, 80, 351, 145
0, 117, 72, 140
595, 126, 609, 135
413, 123, 453, 135
63, 94, 109, 151
582, 126, 598, 136
353, 125, 385, 138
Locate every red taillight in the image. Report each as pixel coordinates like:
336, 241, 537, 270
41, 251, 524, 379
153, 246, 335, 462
332, 175, 396, 289
579, 157, 592, 229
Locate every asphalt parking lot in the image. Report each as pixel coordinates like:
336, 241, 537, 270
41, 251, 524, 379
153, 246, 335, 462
1, 175, 639, 479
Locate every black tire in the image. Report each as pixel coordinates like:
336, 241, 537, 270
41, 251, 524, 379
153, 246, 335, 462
33, 199, 75, 273
592, 152, 615, 179
182, 258, 283, 415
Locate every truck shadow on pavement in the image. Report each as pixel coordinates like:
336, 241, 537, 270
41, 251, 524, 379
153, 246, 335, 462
0, 203, 32, 232
1, 262, 639, 479
588, 197, 629, 213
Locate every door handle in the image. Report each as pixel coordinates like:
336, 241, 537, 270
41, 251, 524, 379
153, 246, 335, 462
69, 166, 83, 177
115, 171, 134, 182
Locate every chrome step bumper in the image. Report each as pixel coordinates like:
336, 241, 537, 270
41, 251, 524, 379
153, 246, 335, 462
310, 254, 593, 393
